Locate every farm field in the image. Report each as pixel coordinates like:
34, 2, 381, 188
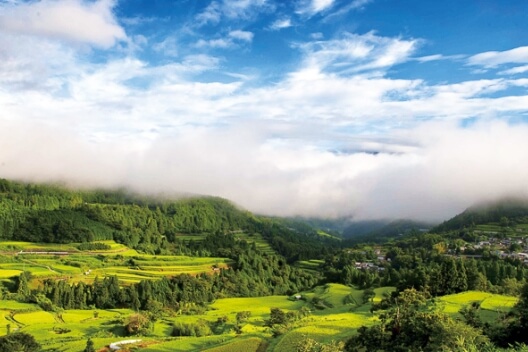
0, 240, 232, 285
439, 290, 518, 323
296, 259, 324, 272
0, 281, 519, 351
170, 232, 273, 256
474, 223, 528, 236
232, 233, 276, 254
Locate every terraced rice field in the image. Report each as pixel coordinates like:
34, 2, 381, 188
203, 337, 265, 352
0, 285, 518, 352
439, 291, 518, 323
233, 233, 276, 254
296, 259, 324, 272
0, 241, 233, 284
209, 295, 304, 319
13, 311, 56, 325
269, 284, 385, 351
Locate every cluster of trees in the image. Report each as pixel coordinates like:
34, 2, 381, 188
12, 247, 318, 311
0, 332, 40, 352
0, 179, 250, 243
491, 283, 528, 347
345, 289, 489, 352
77, 242, 112, 251
345, 285, 528, 352
172, 320, 213, 337
324, 233, 526, 296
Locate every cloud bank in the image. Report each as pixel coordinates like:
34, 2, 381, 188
1, 119, 527, 222
1, 1, 528, 223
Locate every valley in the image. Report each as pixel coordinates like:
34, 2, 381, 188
1, 179, 528, 351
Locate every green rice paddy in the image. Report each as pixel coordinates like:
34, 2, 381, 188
0, 285, 518, 351
0, 241, 520, 351
439, 290, 518, 323
0, 240, 232, 284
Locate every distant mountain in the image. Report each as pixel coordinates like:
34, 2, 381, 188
343, 219, 434, 241
343, 220, 391, 238
283, 217, 353, 238
432, 197, 528, 233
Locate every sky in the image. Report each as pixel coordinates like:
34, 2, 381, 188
1, 0, 528, 222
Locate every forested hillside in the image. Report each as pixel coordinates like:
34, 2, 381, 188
343, 219, 433, 242
433, 198, 528, 233
0, 178, 338, 260
0, 179, 248, 243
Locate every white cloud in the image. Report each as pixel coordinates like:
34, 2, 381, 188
0, 0, 126, 48
2, 116, 528, 221
1, 20, 528, 222
196, 30, 254, 48
222, 0, 268, 19
196, 1, 222, 25
0, 32, 81, 92
312, 0, 335, 13
298, 32, 418, 74
152, 37, 178, 57
269, 17, 292, 31
344, 0, 371, 10
229, 30, 254, 42
413, 54, 465, 63
196, 0, 270, 26
468, 46, 528, 68
324, 0, 372, 20
499, 65, 528, 75
354, 120, 528, 220
297, 0, 335, 16
196, 37, 233, 49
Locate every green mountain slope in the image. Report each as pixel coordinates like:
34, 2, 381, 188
343, 219, 434, 242
432, 197, 528, 233
0, 178, 336, 261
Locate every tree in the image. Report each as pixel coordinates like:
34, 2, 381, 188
268, 308, 287, 326
345, 289, 488, 352
236, 311, 251, 324
0, 332, 41, 352
84, 338, 96, 352
495, 282, 528, 346
16, 272, 31, 300
145, 299, 164, 328
362, 288, 376, 303
297, 337, 344, 352
460, 302, 483, 329
125, 313, 151, 335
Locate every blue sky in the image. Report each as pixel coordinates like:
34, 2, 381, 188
1, 0, 528, 221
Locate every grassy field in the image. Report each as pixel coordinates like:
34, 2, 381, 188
202, 337, 265, 352
0, 285, 518, 351
0, 240, 520, 351
0, 284, 377, 351
269, 284, 385, 351
0, 240, 232, 285
316, 230, 342, 241
439, 291, 518, 323
296, 260, 324, 273
474, 223, 528, 236
232, 233, 276, 254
